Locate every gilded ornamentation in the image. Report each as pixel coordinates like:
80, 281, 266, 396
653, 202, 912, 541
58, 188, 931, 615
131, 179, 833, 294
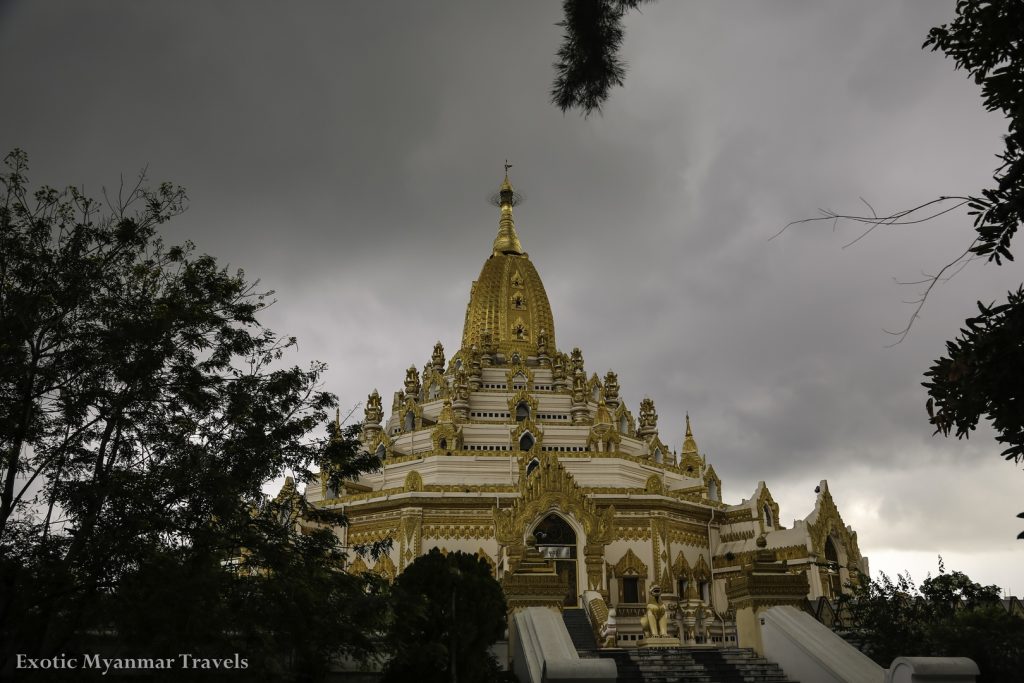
672, 551, 692, 578
431, 341, 445, 371
586, 594, 612, 646
679, 413, 703, 475
693, 554, 711, 581
807, 484, 864, 568
681, 413, 698, 454
399, 512, 422, 571
453, 368, 470, 399
719, 530, 756, 543
756, 484, 781, 534
537, 327, 549, 358
616, 525, 651, 542
703, 464, 721, 501
404, 366, 421, 400
511, 419, 543, 454
373, 553, 397, 581
493, 453, 615, 547
584, 544, 605, 591
404, 471, 423, 492
570, 348, 584, 376
507, 388, 538, 416
666, 527, 707, 547
476, 547, 496, 576
347, 555, 368, 574
603, 371, 619, 403
641, 585, 670, 637
726, 509, 754, 523
365, 389, 383, 425
552, 354, 566, 381
634, 397, 659, 430
651, 517, 671, 588
422, 524, 493, 540
611, 548, 648, 578
462, 178, 557, 357
398, 397, 423, 433
645, 475, 665, 495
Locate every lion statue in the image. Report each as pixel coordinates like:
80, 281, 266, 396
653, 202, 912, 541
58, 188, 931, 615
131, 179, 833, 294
640, 584, 670, 638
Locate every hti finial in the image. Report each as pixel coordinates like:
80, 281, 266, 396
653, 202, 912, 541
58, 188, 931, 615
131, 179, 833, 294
504, 159, 513, 176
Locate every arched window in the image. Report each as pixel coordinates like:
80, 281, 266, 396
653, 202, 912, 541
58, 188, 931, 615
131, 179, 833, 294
619, 415, 630, 433
512, 372, 527, 389
515, 401, 530, 422
763, 503, 774, 529
654, 447, 663, 464
532, 514, 576, 556
592, 387, 600, 402
428, 383, 440, 400
525, 458, 540, 477
825, 536, 839, 564
519, 432, 535, 451
454, 359, 463, 370
439, 438, 447, 451
708, 479, 719, 501
375, 444, 386, 461
404, 411, 415, 432
513, 294, 525, 309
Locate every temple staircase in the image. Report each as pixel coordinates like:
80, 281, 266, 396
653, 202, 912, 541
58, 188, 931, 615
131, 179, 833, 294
579, 646, 797, 683
561, 608, 599, 651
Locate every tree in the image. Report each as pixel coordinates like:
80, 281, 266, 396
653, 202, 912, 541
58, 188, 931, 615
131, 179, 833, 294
0, 149, 386, 680
382, 549, 512, 683
551, 0, 653, 116
839, 560, 1024, 683
775, 1, 1024, 483
920, 1, 1024, 467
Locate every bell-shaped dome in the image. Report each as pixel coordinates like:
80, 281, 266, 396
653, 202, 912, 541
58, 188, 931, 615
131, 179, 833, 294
461, 171, 556, 356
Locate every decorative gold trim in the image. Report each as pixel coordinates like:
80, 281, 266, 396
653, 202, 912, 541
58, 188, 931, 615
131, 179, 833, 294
693, 553, 711, 581
373, 553, 397, 581
611, 548, 648, 578
404, 471, 423, 492
494, 453, 615, 547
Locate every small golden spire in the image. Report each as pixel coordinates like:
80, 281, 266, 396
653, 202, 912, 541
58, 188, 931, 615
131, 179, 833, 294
493, 163, 524, 256
682, 412, 698, 454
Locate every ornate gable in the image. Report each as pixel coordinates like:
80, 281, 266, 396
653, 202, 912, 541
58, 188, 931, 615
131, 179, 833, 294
611, 548, 648, 578
494, 453, 614, 546
807, 481, 863, 566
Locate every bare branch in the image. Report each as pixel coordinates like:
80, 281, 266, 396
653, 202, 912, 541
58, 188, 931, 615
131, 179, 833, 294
776, 196, 984, 345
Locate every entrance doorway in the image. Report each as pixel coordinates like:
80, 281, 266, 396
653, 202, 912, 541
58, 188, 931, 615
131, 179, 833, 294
532, 513, 578, 607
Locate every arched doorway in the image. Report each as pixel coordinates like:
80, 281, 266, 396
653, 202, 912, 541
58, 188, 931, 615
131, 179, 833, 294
531, 513, 578, 607
824, 535, 842, 598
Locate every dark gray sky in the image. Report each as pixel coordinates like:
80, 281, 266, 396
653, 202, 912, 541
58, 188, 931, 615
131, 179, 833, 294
2, 1, 1021, 592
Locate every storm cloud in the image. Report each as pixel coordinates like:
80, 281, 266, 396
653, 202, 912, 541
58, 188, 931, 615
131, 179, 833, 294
1, 0, 1020, 591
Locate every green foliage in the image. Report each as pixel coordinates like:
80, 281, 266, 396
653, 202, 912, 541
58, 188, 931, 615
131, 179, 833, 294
925, 0, 1024, 265
840, 561, 1024, 682
925, 287, 1024, 463
382, 549, 513, 683
0, 149, 385, 680
919, 1, 1024, 487
551, 0, 653, 116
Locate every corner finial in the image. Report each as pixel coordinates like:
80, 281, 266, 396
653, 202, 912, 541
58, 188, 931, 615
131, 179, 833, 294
682, 412, 698, 454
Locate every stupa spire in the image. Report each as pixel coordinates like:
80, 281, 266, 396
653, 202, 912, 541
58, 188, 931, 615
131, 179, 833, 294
492, 161, 524, 256
682, 412, 698, 454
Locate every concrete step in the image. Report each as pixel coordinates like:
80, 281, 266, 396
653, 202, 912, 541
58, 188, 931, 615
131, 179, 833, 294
561, 607, 599, 652
587, 646, 797, 683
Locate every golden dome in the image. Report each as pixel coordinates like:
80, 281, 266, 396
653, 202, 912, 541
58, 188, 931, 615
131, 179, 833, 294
461, 171, 556, 356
